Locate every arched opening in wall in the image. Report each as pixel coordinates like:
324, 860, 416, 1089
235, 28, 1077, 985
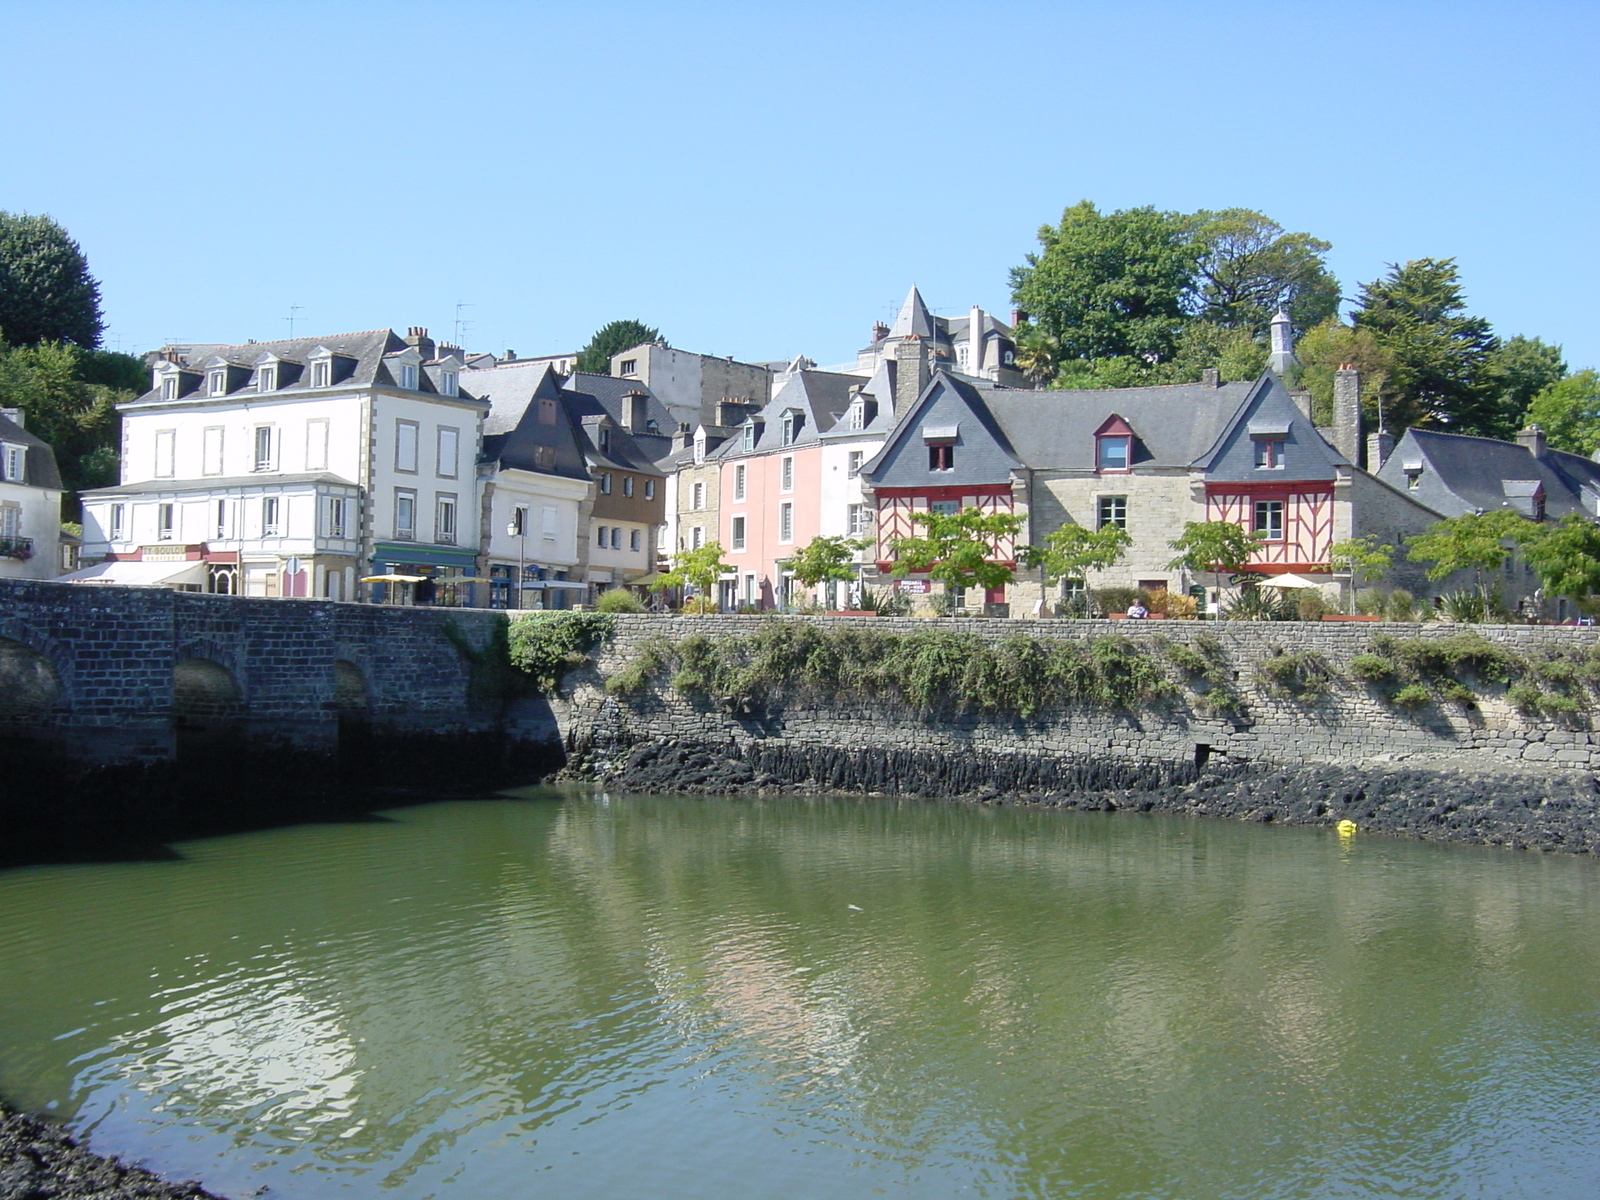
0, 638, 61, 725
173, 658, 245, 776
333, 660, 373, 783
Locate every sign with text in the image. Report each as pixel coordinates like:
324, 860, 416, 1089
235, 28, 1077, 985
895, 579, 930, 594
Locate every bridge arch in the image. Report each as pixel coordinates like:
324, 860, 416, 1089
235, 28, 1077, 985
0, 637, 61, 723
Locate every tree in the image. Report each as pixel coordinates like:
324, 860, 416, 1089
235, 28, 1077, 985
0, 212, 104, 348
651, 541, 729, 597
1485, 336, 1566, 430
1018, 522, 1130, 583
1404, 509, 1530, 596
889, 507, 1024, 600
1009, 201, 1199, 364
1166, 521, 1261, 582
1011, 324, 1059, 388
1519, 514, 1600, 600
1293, 317, 1394, 429
1329, 535, 1395, 585
1188, 208, 1341, 336
1352, 258, 1500, 436
787, 535, 866, 590
1522, 369, 1600, 454
0, 339, 128, 495
575, 319, 663, 374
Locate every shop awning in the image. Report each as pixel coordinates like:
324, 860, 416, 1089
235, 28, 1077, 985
540, 580, 589, 590
361, 574, 427, 583
57, 559, 209, 587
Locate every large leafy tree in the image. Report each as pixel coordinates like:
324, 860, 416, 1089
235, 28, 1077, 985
788, 534, 866, 589
1519, 515, 1600, 600
1188, 208, 1340, 335
1019, 522, 1130, 583
1293, 317, 1394, 428
1404, 509, 1529, 597
1485, 336, 1566, 432
889, 507, 1024, 600
1010, 201, 1199, 364
651, 541, 729, 597
1167, 521, 1261, 584
576, 319, 663, 374
1522, 369, 1600, 454
1352, 258, 1500, 436
0, 339, 135, 496
0, 212, 104, 349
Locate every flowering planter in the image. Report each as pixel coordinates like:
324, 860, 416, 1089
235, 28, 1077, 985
1322, 614, 1382, 622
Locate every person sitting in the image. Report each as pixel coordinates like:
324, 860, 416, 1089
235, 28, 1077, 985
1125, 599, 1148, 619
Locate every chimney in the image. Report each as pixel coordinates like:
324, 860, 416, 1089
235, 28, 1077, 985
1517, 424, 1548, 460
504, 349, 517, 362
871, 321, 889, 344
1333, 365, 1363, 466
1289, 387, 1313, 422
404, 327, 436, 360
673, 423, 693, 452
1200, 368, 1220, 388
1269, 310, 1296, 376
625, 391, 648, 433
1011, 308, 1027, 327
893, 336, 930, 418
1367, 428, 1395, 471
969, 305, 986, 376
0, 407, 22, 429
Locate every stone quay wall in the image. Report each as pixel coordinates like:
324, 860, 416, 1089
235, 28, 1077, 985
562, 613, 1600, 771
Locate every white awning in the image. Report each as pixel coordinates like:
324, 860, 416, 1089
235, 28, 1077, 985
57, 559, 209, 587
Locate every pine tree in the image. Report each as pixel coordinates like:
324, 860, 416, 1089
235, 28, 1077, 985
0, 212, 105, 348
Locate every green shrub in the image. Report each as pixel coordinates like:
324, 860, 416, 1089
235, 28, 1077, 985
595, 587, 646, 613
1092, 586, 1145, 617
1348, 653, 1397, 682
1508, 682, 1545, 713
1255, 649, 1336, 701
506, 612, 615, 694
1391, 684, 1432, 710
1224, 588, 1294, 621
681, 595, 720, 614
1438, 681, 1477, 705
604, 636, 673, 694
1296, 592, 1329, 622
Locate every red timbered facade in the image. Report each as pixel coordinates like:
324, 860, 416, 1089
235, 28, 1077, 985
874, 484, 1016, 570
1205, 482, 1335, 573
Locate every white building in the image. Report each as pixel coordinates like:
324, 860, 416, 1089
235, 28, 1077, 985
74, 328, 489, 602
0, 408, 64, 580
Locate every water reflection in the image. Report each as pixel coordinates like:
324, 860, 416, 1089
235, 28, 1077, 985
0, 790, 1597, 1199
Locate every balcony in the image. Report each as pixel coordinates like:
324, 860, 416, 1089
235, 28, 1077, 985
0, 535, 34, 561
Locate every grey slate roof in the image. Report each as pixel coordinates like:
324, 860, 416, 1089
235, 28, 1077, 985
561, 373, 670, 476
0, 412, 63, 490
1377, 429, 1600, 521
467, 364, 592, 482
710, 369, 862, 460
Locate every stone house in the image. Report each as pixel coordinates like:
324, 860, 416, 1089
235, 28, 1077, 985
0, 408, 64, 580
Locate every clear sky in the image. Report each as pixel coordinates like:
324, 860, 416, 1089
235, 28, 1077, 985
3, 0, 1595, 372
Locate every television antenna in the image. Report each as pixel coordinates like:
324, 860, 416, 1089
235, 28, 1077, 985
286, 304, 303, 338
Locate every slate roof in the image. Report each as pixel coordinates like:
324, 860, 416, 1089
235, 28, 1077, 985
560, 372, 670, 476
710, 369, 863, 459
0, 412, 63, 490
466, 363, 591, 482
1377, 429, 1600, 521
888, 286, 937, 340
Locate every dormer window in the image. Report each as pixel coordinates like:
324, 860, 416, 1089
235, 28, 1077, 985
2, 443, 25, 482
781, 410, 803, 446
620, 359, 637, 376
598, 426, 611, 454
742, 421, 757, 451
311, 359, 331, 388
162, 376, 178, 400
1254, 438, 1286, 469
258, 366, 276, 392
693, 432, 706, 463
209, 369, 227, 395
1094, 415, 1135, 473
441, 371, 458, 397
400, 364, 418, 390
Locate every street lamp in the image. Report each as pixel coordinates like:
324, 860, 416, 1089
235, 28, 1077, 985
507, 507, 528, 611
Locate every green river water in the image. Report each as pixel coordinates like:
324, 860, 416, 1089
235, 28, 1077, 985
1, 787, 1598, 1199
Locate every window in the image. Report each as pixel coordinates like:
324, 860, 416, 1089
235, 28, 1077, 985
441, 371, 458, 396
311, 359, 331, 388
692, 481, 705, 509
541, 505, 557, 540
400, 364, 418, 390
395, 491, 416, 540
598, 426, 611, 453
1097, 436, 1130, 472
599, 472, 612, 494
1254, 438, 1286, 469
597, 525, 608, 547
396, 420, 419, 472
437, 427, 459, 478
262, 496, 281, 536
848, 503, 868, 537
306, 419, 329, 472
109, 503, 125, 540
436, 495, 457, 544
214, 499, 228, 539
203, 427, 225, 477
731, 515, 747, 550
644, 479, 656, 499
209, 369, 227, 395
254, 425, 274, 472
154, 429, 175, 478
157, 503, 175, 540
848, 450, 863, 477
620, 358, 637, 376
534, 445, 556, 469
694, 432, 706, 463
849, 403, 864, 431
781, 456, 794, 491
1, 444, 23, 482
539, 398, 558, 425
623, 475, 634, 497
733, 464, 746, 500
611, 527, 622, 549
781, 411, 800, 445
929, 444, 954, 471
930, 499, 960, 516
1097, 496, 1127, 530
161, 376, 178, 400
742, 422, 756, 451
327, 496, 346, 538
779, 501, 793, 543
631, 529, 642, 551
1406, 471, 1421, 490
691, 526, 704, 549
258, 365, 276, 392
1253, 499, 1284, 540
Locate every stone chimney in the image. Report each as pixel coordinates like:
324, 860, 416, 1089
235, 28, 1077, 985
1268, 310, 1296, 376
1199, 368, 1220, 388
0, 407, 23, 429
893, 336, 930, 418
1289, 388, 1313, 422
404, 327, 436, 360
871, 321, 889, 344
1011, 308, 1027, 327
504, 349, 517, 362
969, 306, 986, 376
1517, 424, 1548, 459
625, 391, 649, 433
1333, 365, 1363, 466
1367, 428, 1395, 471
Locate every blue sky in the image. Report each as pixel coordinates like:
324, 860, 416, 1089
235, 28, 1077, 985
3, 0, 1595, 372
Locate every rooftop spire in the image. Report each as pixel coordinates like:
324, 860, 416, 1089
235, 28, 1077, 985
888, 285, 936, 341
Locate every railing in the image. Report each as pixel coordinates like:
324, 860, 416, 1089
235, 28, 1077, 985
0, 535, 34, 561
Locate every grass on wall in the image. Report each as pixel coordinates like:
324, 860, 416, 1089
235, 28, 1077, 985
1353, 632, 1600, 716
506, 612, 615, 696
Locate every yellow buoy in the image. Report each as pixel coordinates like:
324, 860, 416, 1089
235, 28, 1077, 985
1336, 819, 1358, 836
